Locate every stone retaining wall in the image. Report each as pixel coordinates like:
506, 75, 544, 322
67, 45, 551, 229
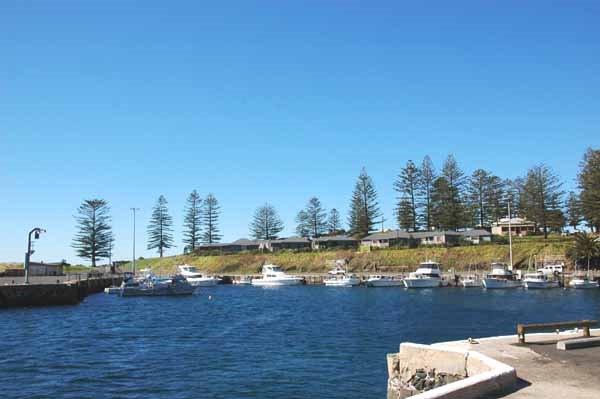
387, 343, 516, 399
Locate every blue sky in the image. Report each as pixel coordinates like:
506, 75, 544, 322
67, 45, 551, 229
1, 1, 599, 264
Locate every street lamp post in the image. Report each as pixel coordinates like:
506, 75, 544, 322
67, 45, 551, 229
25, 227, 45, 284
130, 208, 140, 275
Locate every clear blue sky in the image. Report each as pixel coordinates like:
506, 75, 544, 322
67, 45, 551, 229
1, 1, 599, 264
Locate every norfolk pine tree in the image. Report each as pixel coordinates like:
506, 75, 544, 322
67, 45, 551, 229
72, 199, 114, 267
202, 193, 221, 244
251, 203, 284, 240
147, 195, 174, 257
183, 190, 203, 253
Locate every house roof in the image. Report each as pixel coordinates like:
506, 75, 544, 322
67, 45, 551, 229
459, 229, 492, 237
492, 217, 535, 226
313, 235, 358, 242
198, 242, 236, 248
362, 229, 491, 241
231, 238, 263, 245
362, 230, 413, 241
271, 236, 311, 244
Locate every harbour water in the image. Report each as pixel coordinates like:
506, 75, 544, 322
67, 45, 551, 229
2, 286, 600, 398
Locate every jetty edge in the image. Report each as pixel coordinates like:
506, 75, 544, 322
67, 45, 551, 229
0, 274, 122, 307
387, 327, 600, 398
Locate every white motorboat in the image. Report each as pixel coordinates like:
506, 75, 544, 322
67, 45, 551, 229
460, 276, 481, 288
177, 265, 221, 287
366, 275, 404, 287
120, 275, 195, 297
233, 276, 252, 285
569, 277, 599, 289
403, 261, 443, 288
482, 263, 521, 289
251, 264, 303, 286
324, 273, 361, 287
523, 272, 560, 289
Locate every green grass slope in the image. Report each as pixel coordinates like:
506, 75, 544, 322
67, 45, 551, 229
121, 236, 572, 275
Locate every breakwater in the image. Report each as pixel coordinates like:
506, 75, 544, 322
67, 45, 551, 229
0, 276, 122, 308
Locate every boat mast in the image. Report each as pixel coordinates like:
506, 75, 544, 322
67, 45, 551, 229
508, 200, 513, 271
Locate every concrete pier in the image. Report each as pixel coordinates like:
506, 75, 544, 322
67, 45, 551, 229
0, 275, 122, 308
389, 329, 600, 398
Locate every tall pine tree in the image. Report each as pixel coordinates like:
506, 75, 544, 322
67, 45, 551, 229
419, 155, 436, 231
521, 164, 564, 238
72, 199, 114, 267
327, 208, 342, 235
147, 195, 174, 257
348, 168, 381, 237
578, 148, 600, 232
296, 197, 327, 238
565, 191, 583, 231
250, 203, 284, 240
202, 193, 221, 244
431, 155, 466, 230
183, 190, 203, 253
394, 160, 421, 231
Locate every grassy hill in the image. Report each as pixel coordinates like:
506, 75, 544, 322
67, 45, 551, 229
121, 235, 573, 275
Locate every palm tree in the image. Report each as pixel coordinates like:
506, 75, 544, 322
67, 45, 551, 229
567, 233, 600, 275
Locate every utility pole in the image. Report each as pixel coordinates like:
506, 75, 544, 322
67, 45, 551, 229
508, 200, 513, 271
380, 216, 386, 232
130, 208, 140, 275
24, 227, 45, 284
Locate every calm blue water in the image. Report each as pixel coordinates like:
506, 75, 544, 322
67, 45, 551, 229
2, 286, 600, 398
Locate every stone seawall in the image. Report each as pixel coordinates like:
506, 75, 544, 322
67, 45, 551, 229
0, 277, 121, 308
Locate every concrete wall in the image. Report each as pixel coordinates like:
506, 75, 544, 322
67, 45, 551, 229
387, 343, 516, 399
0, 277, 121, 308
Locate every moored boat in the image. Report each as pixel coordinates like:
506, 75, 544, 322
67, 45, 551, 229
251, 264, 303, 286
120, 274, 195, 297
324, 273, 361, 287
403, 261, 443, 288
366, 275, 404, 287
460, 276, 481, 288
233, 276, 252, 285
178, 264, 221, 287
482, 263, 521, 289
569, 277, 599, 289
523, 272, 559, 289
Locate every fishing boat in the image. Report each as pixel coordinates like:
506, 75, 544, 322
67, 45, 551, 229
251, 264, 303, 286
324, 273, 361, 287
482, 263, 522, 289
366, 275, 404, 287
120, 274, 195, 297
460, 276, 481, 288
523, 272, 560, 289
568, 254, 598, 289
569, 277, 598, 289
233, 276, 252, 285
403, 261, 443, 288
177, 265, 221, 287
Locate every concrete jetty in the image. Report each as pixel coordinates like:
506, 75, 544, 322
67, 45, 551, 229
0, 274, 122, 307
388, 329, 600, 398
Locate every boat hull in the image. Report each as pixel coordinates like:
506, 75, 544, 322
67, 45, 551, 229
523, 280, 559, 289
569, 280, 599, 289
186, 278, 219, 287
120, 286, 195, 297
251, 278, 303, 286
460, 280, 481, 288
403, 278, 441, 288
482, 278, 521, 289
324, 278, 361, 287
367, 280, 404, 287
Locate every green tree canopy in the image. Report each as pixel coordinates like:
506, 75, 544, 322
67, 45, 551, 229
72, 199, 114, 267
